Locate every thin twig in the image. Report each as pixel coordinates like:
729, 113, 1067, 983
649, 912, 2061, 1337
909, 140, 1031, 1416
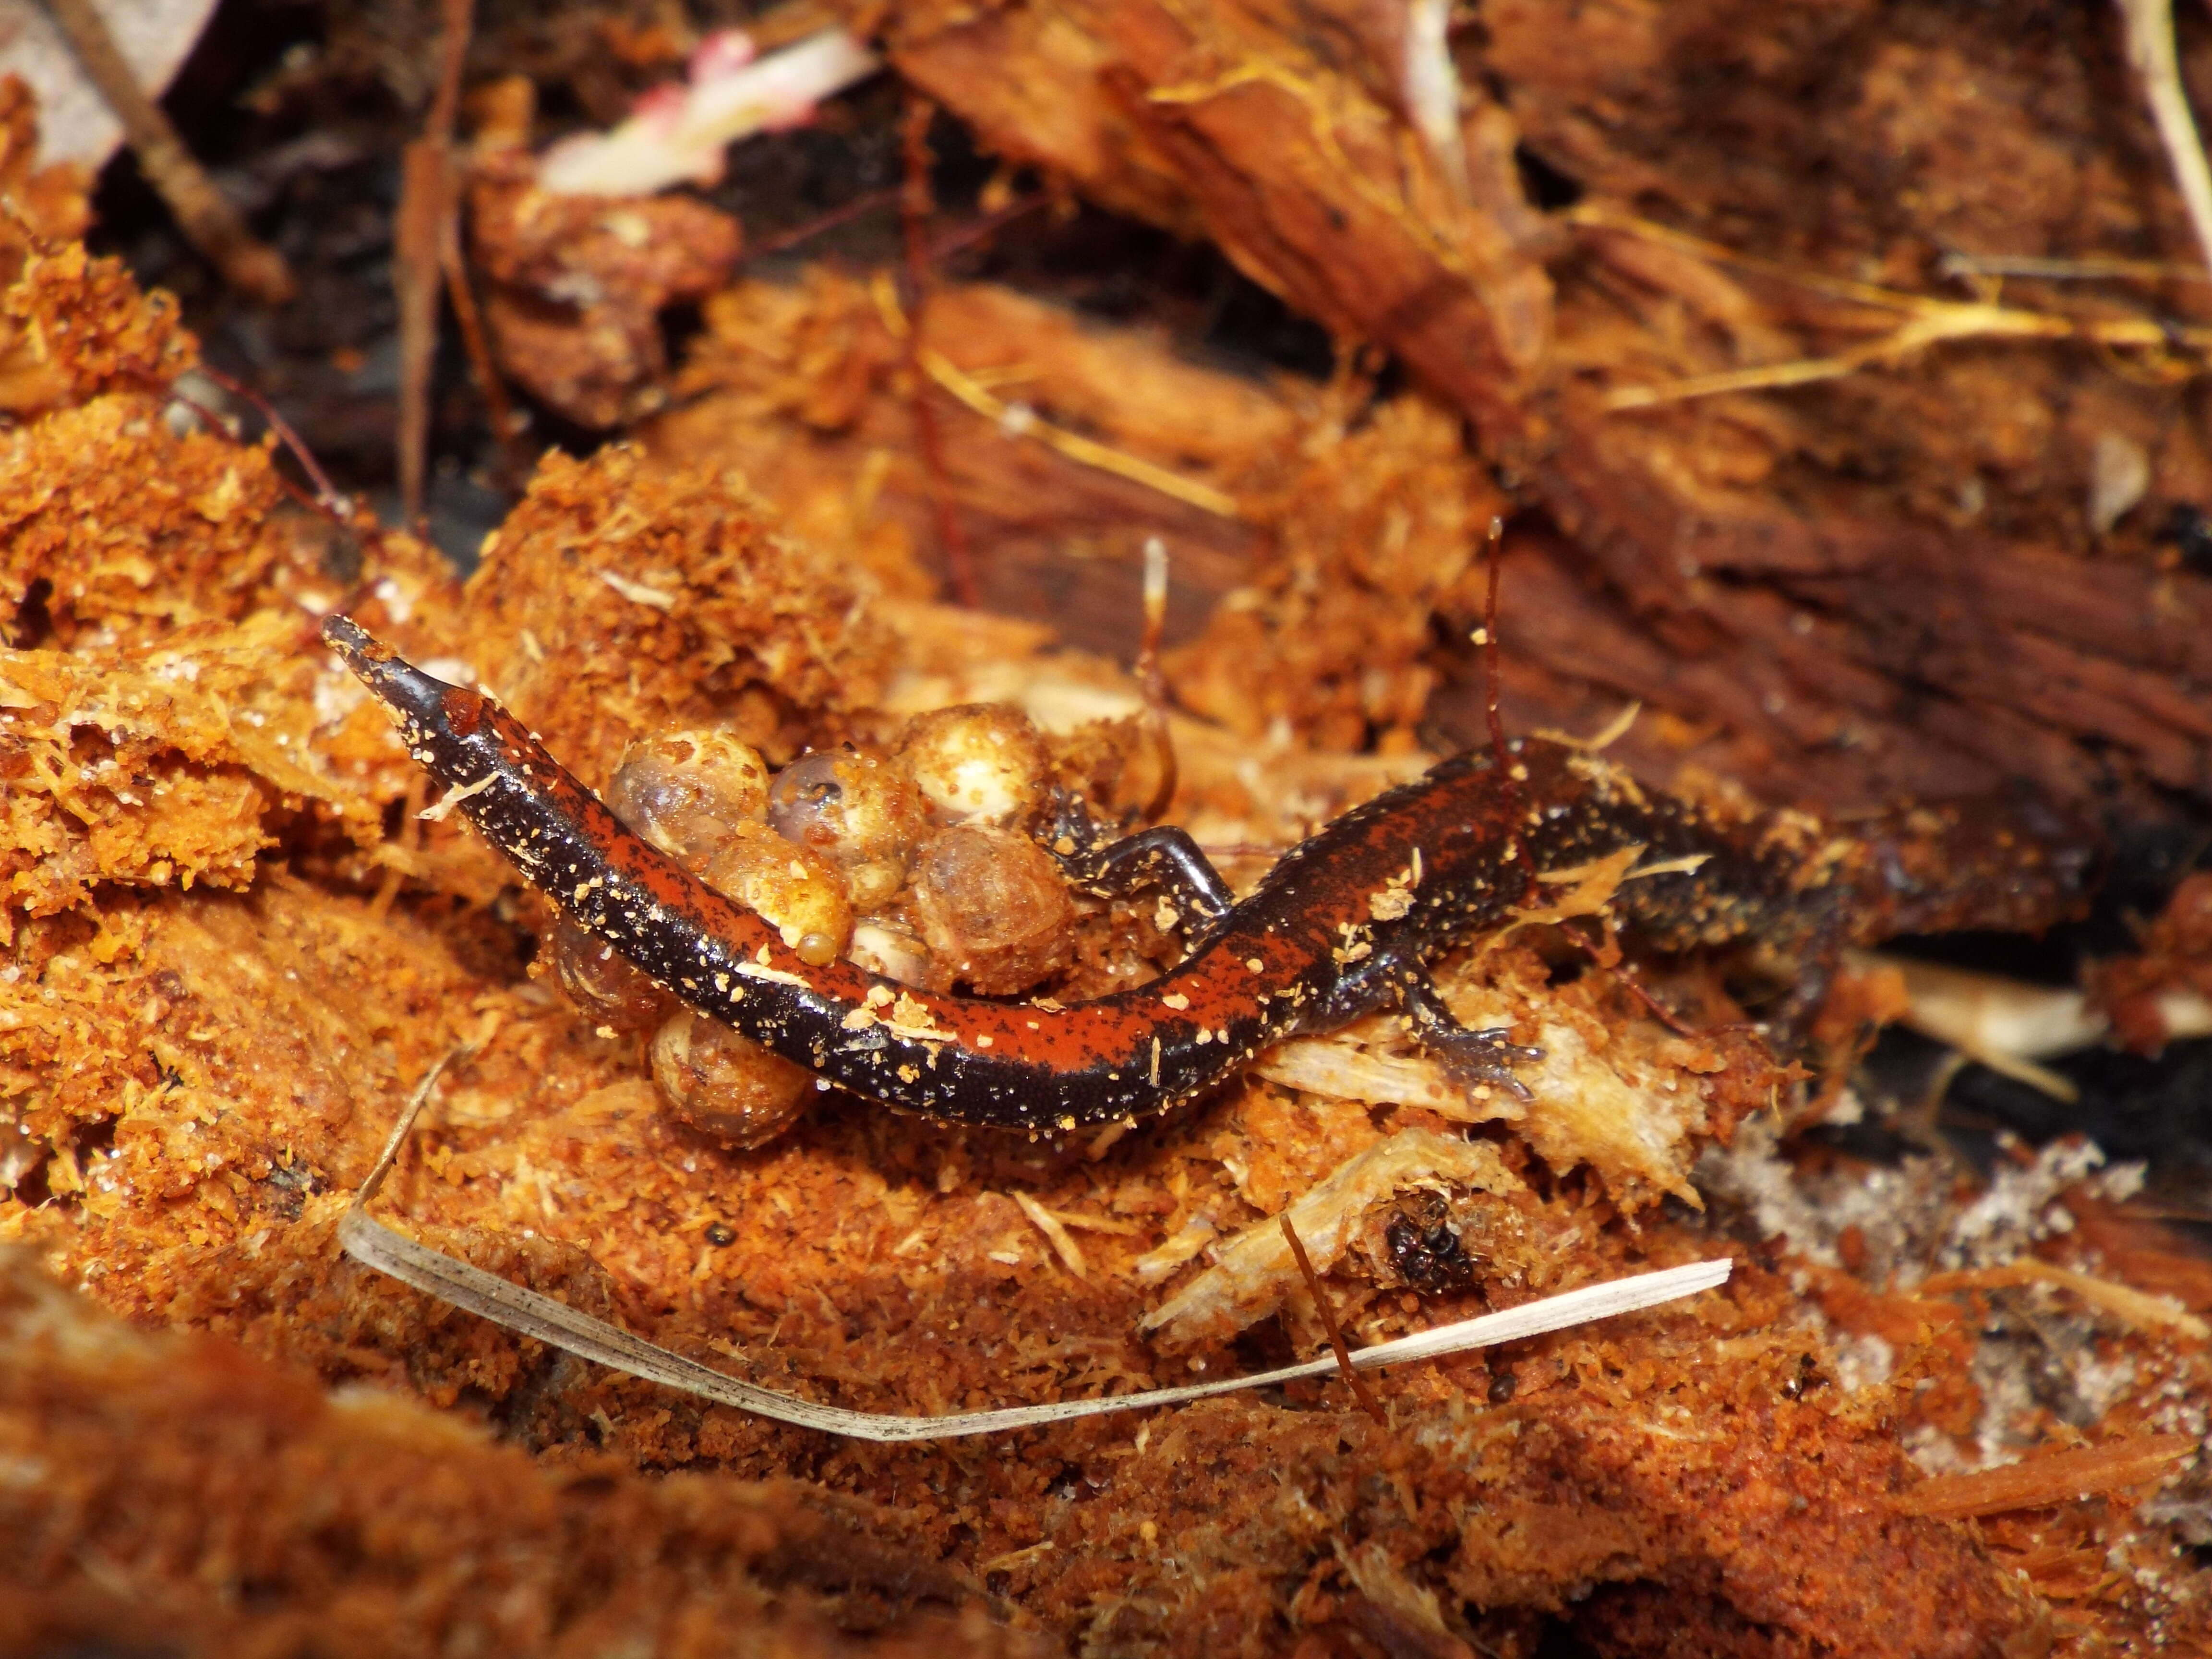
899, 95, 980, 608
421, 0, 517, 489
349, 1043, 478, 1212
734, 186, 902, 267
189, 363, 349, 515
441, 242, 526, 490
1570, 201, 2212, 408
928, 189, 1052, 264
1556, 926, 1710, 1041
1135, 536, 1178, 821
395, 0, 477, 529
393, 145, 448, 529
1477, 516, 1534, 906
2118, 0, 2212, 281
729, 186, 1044, 275
1479, 515, 1508, 778
1938, 251, 2211, 285
1572, 202, 2081, 316
163, 382, 336, 527
918, 347, 1241, 517
44, 0, 293, 303
1280, 1214, 1387, 1425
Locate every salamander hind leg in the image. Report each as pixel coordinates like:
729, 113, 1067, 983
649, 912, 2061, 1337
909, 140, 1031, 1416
1397, 970, 1541, 1104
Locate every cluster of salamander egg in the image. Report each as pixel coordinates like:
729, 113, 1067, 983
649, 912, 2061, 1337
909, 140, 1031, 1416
551, 706, 1081, 1147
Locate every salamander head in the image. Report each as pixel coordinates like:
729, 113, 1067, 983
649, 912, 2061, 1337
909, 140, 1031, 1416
321, 613, 478, 740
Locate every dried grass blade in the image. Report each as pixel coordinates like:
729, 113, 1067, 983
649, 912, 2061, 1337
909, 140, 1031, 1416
340, 1070, 1731, 1439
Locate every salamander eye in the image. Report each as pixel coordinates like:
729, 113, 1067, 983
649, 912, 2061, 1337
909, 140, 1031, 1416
650, 1009, 814, 1148
606, 728, 770, 869
899, 705, 1049, 827
697, 821, 855, 964
767, 751, 929, 911
911, 823, 1074, 996
549, 915, 672, 1033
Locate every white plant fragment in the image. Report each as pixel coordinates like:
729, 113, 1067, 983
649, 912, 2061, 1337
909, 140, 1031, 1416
0, 0, 219, 167
1402, 0, 1469, 204
2117, 0, 2212, 279
1141, 1128, 1519, 1344
538, 28, 882, 198
340, 1061, 1731, 1442
2089, 429, 2152, 533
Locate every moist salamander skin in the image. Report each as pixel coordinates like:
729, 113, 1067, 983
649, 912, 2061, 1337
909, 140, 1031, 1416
322, 614, 2080, 1134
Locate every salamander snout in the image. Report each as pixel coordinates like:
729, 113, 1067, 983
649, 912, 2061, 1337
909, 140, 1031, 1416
321, 613, 456, 734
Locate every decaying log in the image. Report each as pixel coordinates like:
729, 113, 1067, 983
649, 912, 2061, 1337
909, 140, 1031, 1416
874, 0, 2212, 817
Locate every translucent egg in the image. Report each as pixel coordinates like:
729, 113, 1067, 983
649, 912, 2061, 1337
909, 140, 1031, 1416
697, 821, 854, 966
767, 750, 930, 911
910, 823, 1074, 995
549, 914, 671, 1033
605, 728, 770, 869
650, 1009, 814, 1148
900, 705, 1050, 827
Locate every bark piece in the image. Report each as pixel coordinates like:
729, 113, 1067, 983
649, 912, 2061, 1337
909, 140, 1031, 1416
878, 0, 2212, 816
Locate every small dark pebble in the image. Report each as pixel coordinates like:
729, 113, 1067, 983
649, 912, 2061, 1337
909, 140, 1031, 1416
2163, 502, 2212, 576
1384, 1192, 1477, 1294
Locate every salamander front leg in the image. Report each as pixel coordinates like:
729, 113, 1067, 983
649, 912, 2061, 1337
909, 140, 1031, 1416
1046, 795, 1237, 934
1397, 970, 1541, 1103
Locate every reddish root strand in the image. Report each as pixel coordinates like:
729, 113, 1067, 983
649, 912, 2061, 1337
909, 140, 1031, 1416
1280, 1214, 1387, 1426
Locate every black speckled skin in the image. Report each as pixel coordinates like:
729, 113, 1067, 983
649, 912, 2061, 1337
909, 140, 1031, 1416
326, 616, 1862, 1132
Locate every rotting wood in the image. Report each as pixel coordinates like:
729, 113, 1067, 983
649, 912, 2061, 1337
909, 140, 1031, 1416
874, 0, 2212, 817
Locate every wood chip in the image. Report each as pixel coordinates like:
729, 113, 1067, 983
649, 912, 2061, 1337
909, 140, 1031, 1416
1921, 1259, 2212, 1341
1896, 1436, 2198, 1519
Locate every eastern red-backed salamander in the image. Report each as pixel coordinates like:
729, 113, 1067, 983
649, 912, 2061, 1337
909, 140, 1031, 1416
324, 615, 2086, 1134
